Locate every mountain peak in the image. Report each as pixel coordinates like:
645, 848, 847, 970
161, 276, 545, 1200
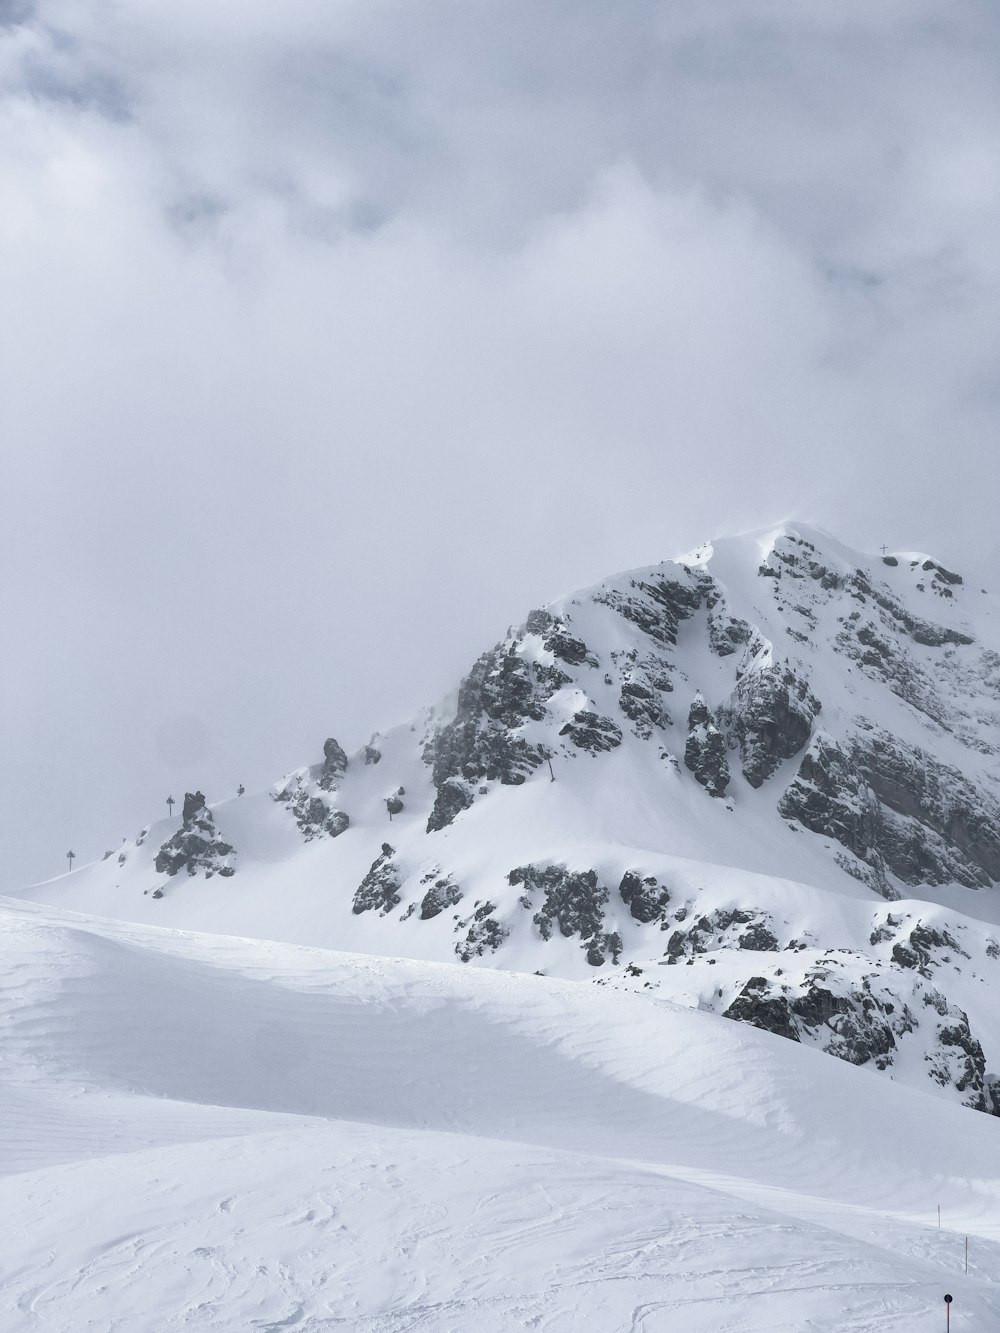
18, 525, 1000, 1115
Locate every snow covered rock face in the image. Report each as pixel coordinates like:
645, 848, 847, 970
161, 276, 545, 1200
47, 524, 1000, 1116
780, 726, 1000, 894
153, 792, 235, 879
273, 736, 351, 841
683, 696, 730, 798
423, 635, 560, 832
508, 863, 622, 965
353, 843, 402, 916
726, 664, 820, 788
722, 964, 994, 1114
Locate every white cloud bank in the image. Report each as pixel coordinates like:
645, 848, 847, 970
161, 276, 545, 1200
2, 0, 999, 886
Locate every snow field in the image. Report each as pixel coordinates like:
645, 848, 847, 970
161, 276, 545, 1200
0, 896, 998, 1330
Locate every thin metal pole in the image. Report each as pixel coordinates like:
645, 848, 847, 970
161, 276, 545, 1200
965, 1236, 968, 1274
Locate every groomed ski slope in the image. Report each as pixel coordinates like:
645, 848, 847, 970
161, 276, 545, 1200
1, 895, 998, 1330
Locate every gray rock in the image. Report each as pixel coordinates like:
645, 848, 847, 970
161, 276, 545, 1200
455, 901, 508, 961
559, 710, 623, 753
424, 640, 558, 832
318, 737, 349, 791
618, 871, 670, 924
353, 843, 402, 916
683, 696, 730, 798
727, 664, 820, 788
154, 793, 235, 879
419, 876, 463, 919
509, 863, 609, 950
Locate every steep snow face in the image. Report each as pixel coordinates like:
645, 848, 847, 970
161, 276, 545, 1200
18, 524, 1000, 1112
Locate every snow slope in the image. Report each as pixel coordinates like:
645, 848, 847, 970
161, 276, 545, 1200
1, 894, 998, 1331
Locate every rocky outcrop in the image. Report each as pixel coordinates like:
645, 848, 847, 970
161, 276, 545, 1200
318, 737, 349, 791
727, 663, 820, 787
559, 710, 622, 753
618, 872, 670, 924
723, 971, 904, 1069
509, 864, 609, 943
778, 731, 879, 863
721, 961, 996, 1114
419, 873, 463, 919
154, 792, 235, 878
855, 728, 1000, 885
455, 901, 508, 961
595, 572, 703, 646
424, 641, 556, 832
274, 768, 350, 842
683, 696, 730, 798
612, 648, 674, 738
707, 609, 753, 657
665, 908, 779, 962
353, 843, 402, 916
780, 726, 1000, 891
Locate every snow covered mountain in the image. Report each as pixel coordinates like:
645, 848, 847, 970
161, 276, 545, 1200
20, 523, 1000, 1116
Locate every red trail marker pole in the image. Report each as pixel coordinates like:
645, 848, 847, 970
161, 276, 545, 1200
944, 1293, 953, 1330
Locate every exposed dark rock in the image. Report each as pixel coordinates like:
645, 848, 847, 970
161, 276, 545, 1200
723, 976, 799, 1041
427, 776, 475, 830
891, 923, 969, 976
707, 611, 753, 657
182, 790, 206, 822
353, 843, 402, 916
509, 863, 609, 948
154, 793, 235, 879
724, 971, 906, 1070
424, 640, 558, 831
739, 921, 780, 951
778, 730, 882, 869
419, 875, 463, 919
559, 710, 622, 753
544, 624, 597, 667
683, 696, 730, 798
922, 559, 962, 586
782, 723, 1000, 890
618, 871, 670, 924
526, 609, 556, 639
618, 680, 669, 738
587, 931, 623, 967
274, 772, 350, 842
665, 909, 778, 962
318, 737, 349, 791
726, 664, 820, 788
854, 728, 1000, 885
595, 574, 703, 647
922, 994, 992, 1111
455, 901, 508, 961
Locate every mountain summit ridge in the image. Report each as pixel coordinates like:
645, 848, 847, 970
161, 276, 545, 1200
18, 523, 1000, 1113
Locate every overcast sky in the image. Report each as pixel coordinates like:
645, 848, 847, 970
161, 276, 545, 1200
3, 0, 1000, 890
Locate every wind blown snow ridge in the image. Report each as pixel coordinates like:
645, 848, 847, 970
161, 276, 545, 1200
1, 895, 999, 1329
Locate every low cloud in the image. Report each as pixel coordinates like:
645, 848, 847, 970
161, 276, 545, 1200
2, 1, 999, 886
